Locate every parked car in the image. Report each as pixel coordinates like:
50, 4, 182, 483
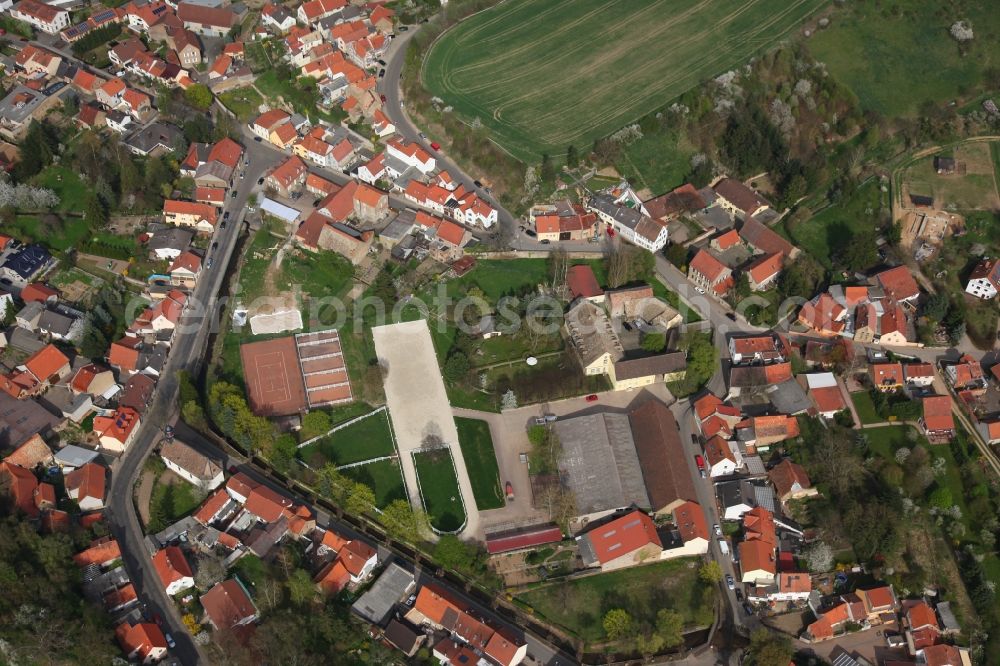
419, 132, 426, 140
585, 394, 599, 402
606, 227, 615, 237
430, 141, 441, 151
378, 68, 385, 78
726, 312, 737, 321
377, 59, 386, 66
525, 228, 537, 237
735, 589, 743, 602
257, 177, 265, 185
253, 136, 262, 142
206, 258, 213, 269
540, 239, 550, 245
399, 25, 408, 31
223, 211, 230, 221
695, 286, 706, 294
231, 190, 238, 198
695, 454, 706, 471
380, 93, 387, 103
505, 482, 514, 500
743, 602, 753, 616
713, 523, 722, 536
165, 633, 176, 649
474, 180, 483, 188
211, 241, 219, 250
543, 413, 557, 422
726, 574, 735, 590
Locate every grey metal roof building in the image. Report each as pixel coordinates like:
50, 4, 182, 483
351, 562, 416, 626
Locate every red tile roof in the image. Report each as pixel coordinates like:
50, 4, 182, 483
338, 539, 376, 577
875, 265, 920, 302
810, 386, 845, 414
768, 459, 812, 498
152, 546, 193, 589
116, 622, 166, 661
20, 282, 58, 302
435, 220, 466, 247
24, 344, 69, 384
207, 137, 242, 169
244, 485, 294, 523
714, 229, 741, 250
65, 462, 105, 504
194, 487, 230, 524
201, 579, 257, 630
566, 264, 603, 299
672, 500, 708, 543
73, 537, 121, 567
582, 510, 661, 564
0, 461, 39, 517
314, 559, 350, 595
689, 249, 729, 282
923, 395, 955, 432
748, 252, 783, 285
870, 362, 904, 388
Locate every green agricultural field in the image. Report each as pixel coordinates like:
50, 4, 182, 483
299, 410, 396, 466
808, 0, 1000, 118
422, 0, 826, 161
454, 417, 504, 510
342, 459, 407, 508
413, 449, 466, 532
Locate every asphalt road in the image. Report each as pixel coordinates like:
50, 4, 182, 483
378, 25, 520, 242
104, 139, 281, 666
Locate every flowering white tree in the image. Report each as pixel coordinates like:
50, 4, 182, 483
804, 541, 834, 573
950, 20, 973, 42
0, 181, 60, 209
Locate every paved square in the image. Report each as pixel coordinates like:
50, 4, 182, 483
372, 319, 480, 538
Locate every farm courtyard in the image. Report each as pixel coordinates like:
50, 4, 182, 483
422, 0, 826, 161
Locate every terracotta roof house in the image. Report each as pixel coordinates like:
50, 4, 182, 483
728, 334, 788, 365
20, 282, 58, 303
904, 362, 935, 387
0, 460, 40, 517
921, 395, 955, 443
201, 578, 259, 631
747, 252, 783, 291
116, 621, 167, 664
177, 2, 238, 37
338, 539, 377, 583
870, 362, 904, 392
768, 459, 817, 503
671, 500, 710, 551
576, 510, 662, 571
314, 559, 350, 595
744, 415, 800, 449
874, 265, 920, 303
688, 249, 733, 295
920, 644, 970, 666
73, 537, 121, 568
152, 546, 194, 595
713, 178, 771, 218
92, 406, 141, 453
905, 601, 941, 650
65, 462, 106, 511
704, 435, 739, 477
710, 228, 741, 251
738, 217, 794, 258
944, 355, 987, 394
2, 433, 53, 468
643, 183, 705, 222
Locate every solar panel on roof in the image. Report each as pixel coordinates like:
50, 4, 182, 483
92, 10, 115, 22
152, 4, 168, 14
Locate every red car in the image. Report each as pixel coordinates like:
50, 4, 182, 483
585, 394, 599, 402
505, 482, 514, 500
606, 227, 615, 237
380, 94, 387, 103
694, 454, 706, 471
430, 141, 441, 151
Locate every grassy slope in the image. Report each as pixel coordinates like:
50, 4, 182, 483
454, 417, 504, 510
783, 179, 884, 268
808, 0, 1000, 117
423, 0, 826, 161
517, 558, 713, 644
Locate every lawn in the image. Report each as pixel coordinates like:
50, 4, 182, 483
808, 0, 1000, 117
218, 87, 264, 123
850, 391, 882, 425
412, 449, 467, 533
342, 458, 407, 508
450, 258, 551, 302
516, 558, 714, 646
454, 417, 504, 510
783, 179, 885, 268
299, 409, 396, 467
902, 143, 1000, 210
618, 127, 698, 195
148, 476, 205, 532
32, 165, 90, 213
5, 215, 92, 253
423, 0, 826, 161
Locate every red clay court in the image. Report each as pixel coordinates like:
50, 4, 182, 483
240, 329, 353, 416
240, 337, 308, 416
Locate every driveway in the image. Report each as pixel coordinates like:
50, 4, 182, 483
452, 383, 675, 534
372, 319, 480, 539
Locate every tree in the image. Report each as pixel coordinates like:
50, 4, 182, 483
540, 153, 555, 182
803, 541, 833, 573
602, 608, 634, 641
286, 568, 317, 607
268, 434, 298, 473
345, 482, 376, 517
929, 486, 953, 510
84, 193, 108, 228
433, 535, 479, 575
655, 609, 684, 648
378, 499, 427, 542
184, 84, 214, 111
923, 292, 950, 322
182, 401, 206, 429
664, 242, 688, 269
565, 144, 578, 168
443, 351, 469, 383
745, 629, 793, 666
641, 331, 667, 353
699, 560, 723, 583
300, 411, 332, 440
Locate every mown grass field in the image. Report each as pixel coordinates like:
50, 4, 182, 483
413, 449, 466, 532
808, 0, 1000, 118
300, 409, 396, 467
454, 417, 504, 510
422, 0, 826, 161
342, 459, 407, 508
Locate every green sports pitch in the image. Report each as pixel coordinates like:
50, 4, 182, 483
422, 0, 826, 162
